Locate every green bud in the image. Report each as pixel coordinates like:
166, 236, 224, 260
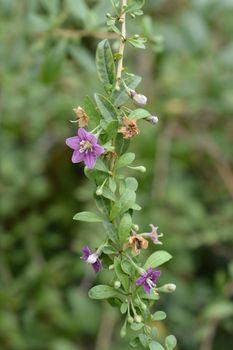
106, 13, 111, 18
109, 264, 114, 270
157, 283, 176, 293
141, 303, 147, 311
132, 224, 139, 231
128, 165, 146, 173
96, 188, 103, 196
127, 316, 134, 324
120, 328, 127, 338
134, 315, 142, 323
134, 34, 139, 39
114, 281, 121, 289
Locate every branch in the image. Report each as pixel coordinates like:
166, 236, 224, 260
49, 28, 119, 40
116, 0, 128, 85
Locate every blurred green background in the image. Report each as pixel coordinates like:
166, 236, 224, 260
1, 0, 233, 349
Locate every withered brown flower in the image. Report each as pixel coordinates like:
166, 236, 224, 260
118, 116, 140, 139
73, 106, 89, 128
128, 235, 148, 256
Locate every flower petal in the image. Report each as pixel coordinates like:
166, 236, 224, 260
93, 144, 105, 156
83, 152, 96, 169
143, 283, 151, 294
78, 128, 89, 140
66, 136, 80, 150
80, 246, 91, 261
92, 259, 101, 273
136, 274, 147, 286
72, 150, 84, 163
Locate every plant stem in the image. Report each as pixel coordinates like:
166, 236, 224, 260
116, 0, 128, 87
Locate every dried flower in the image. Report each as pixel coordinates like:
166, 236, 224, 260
80, 246, 101, 273
72, 106, 89, 127
118, 116, 140, 139
66, 128, 104, 168
128, 234, 148, 255
140, 224, 163, 244
130, 90, 147, 107
136, 268, 161, 294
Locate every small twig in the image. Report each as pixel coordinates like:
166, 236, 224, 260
116, 0, 128, 85
49, 28, 119, 40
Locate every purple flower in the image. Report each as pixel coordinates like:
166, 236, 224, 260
147, 224, 163, 245
136, 268, 161, 294
66, 128, 104, 169
80, 246, 102, 273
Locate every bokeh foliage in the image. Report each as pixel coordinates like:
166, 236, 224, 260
1, 0, 233, 350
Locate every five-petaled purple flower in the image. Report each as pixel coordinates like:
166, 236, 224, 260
80, 246, 102, 273
136, 268, 161, 294
66, 128, 104, 169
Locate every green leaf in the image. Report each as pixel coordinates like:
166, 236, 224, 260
96, 39, 116, 87
144, 250, 172, 270
73, 211, 104, 222
109, 177, 117, 192
105, 120, 119, 140
110, 189, 136, 220
128, 37, 147, 49
165, 335, 177, 350
131, 323, 144, 331
101, 187, 117, 202
95, 93, 118, 123
115, 152, 135, 170
114, 257, 129, 290
115, 134, 130, 155
149, 341, 165, 350
125, 0, 145, 13
88, 285, 122, 300
94, 158, 109, 173
152, 311, 167, 321
125, 177, 138, 191
118, 213, 132, 245
103, 221, 119, 245
128, 108, 151, 121
120, 301, 128, 314
84, 95, 101, 130
111, 74, 142, 106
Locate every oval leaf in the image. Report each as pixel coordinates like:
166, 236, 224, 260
149, 341, 165, 350
118, 213, 132, 245
115, 152, 135, 170
95, 93, 118, 123
128, 108, 151, 121
111, 74, 142, 106
96, 39, 116, 86
73, 211, 104, 222
144, 250, 172, 270
88, 285, 122, 300
165, 335, 177, 350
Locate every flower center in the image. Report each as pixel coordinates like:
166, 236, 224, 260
87, 253, 98, 264
79, 140, 93, 153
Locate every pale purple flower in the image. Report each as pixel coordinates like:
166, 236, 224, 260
80, 246, 102, 273
130, 90, 147, 107
136, 268, 161, 294
147, 224, 163, 244
66, 128, 104, 169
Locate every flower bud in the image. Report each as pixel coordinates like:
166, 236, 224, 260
147, 115, 159, 124
130, 90, 147, 107
134, 315, 142, 323
114, 280, 121, 289
109, 264, 114, 270
134, 34, 139, 39
157, 283, 176, 293
120, 328, 127, 338
132, 224, 139, 231
96, 188, 103, 196
141, 303, 147, 311
128, 165, 146, 173
127, 316, 134, 324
